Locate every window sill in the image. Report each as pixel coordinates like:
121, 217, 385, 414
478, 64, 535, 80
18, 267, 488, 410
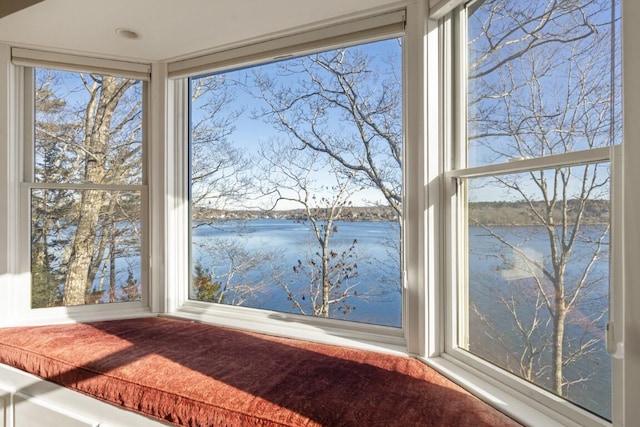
1, 302, 155, 328
170, 300, 408, 355
421, 354, 611, 427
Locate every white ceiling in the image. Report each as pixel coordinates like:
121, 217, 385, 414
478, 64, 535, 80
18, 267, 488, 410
0, 0, 404, 63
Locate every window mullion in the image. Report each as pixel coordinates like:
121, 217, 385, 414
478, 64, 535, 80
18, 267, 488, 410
22, 182, 148, 191
609, 143, 624, 426
447, 146, 612, 180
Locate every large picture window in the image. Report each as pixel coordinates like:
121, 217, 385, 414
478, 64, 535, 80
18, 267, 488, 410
28, 68, 146, 308
451, 0, 621, 421
188, 37, 403, 327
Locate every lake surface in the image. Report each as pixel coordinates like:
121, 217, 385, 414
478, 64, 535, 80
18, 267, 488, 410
467, 224, 611, 420
192, 219, 403, 326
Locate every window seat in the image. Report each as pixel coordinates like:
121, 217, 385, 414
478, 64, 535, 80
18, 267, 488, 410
0, 317, 521, 426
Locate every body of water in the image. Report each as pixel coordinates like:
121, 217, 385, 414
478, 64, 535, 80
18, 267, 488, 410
192, 218, 402, 326
467, 224, 611, 420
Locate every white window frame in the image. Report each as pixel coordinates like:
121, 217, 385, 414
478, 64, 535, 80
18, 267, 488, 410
163, 8, 418, 353
427, 2, 628, 426
1, 49, 154, 325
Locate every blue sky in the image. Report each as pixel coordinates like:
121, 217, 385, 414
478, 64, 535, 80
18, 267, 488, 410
190, 38, 402, 211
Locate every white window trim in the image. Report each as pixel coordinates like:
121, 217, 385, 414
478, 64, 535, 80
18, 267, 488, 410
162, 7, 417, 354
0, 51, 155, 326
433, 2, 631, 426
0, 44, 23, 325
621, 2, 640, 425
445, 146, 614, 180
429, 0, 466, 20
11, 48, 151, 81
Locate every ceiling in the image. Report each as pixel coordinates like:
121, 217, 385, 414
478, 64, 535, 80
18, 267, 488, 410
0, 0, 403, 63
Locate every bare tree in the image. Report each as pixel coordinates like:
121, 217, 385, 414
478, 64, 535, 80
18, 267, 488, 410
33, 71, 255, 307
62, 75, 141, 305
466, 0, 619, 411
31, 70, 144, 307
190, 74, 254, 221
192, 239, 272, 306
31, 71, 81, 307
252, 47, 402, 216
258, 139, 364, 318
189, 73, 275, 306
249, 42, 403, 292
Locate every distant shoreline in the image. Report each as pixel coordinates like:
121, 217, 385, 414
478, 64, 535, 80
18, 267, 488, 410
192, 206, 399, 223
193, 200, 609, 226
469, 200, 609, 226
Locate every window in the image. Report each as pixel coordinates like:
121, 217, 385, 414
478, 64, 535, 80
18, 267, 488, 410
448, 0, 621, 423
0, 2, 637, 424
27, 67, 146, 308
188, 37, 404, 327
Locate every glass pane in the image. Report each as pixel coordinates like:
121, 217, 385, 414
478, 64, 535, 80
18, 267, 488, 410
31, 189, 142, 307
190, 38, 403, 327
467, 0, 621, 167
463, 163, 611, 419
34, 69, 143, 185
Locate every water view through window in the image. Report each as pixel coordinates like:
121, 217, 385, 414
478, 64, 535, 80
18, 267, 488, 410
466, 167, 611, 418
189, 38, 404, 327
462, 0, 621, 420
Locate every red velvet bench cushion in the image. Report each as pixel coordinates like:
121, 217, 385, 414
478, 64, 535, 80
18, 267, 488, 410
0, 317, 520, 426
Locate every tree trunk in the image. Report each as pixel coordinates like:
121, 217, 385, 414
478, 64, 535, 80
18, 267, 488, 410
63, 77, 133, 306
109, 226, 116, 303
63, 189, 104, 305
552, 287, 567, 395
321, 250, 330, 317
320, 220, 333, 318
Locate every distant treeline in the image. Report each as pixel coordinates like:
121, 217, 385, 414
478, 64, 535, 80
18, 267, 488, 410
193, 199, 609, 225
192, 205, 399, 222
469, 199, 610, 226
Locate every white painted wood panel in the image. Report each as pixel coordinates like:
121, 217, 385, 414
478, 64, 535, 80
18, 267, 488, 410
14, 394, 96, 427
0, 390, 8, 427
0, 364, 167, 427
